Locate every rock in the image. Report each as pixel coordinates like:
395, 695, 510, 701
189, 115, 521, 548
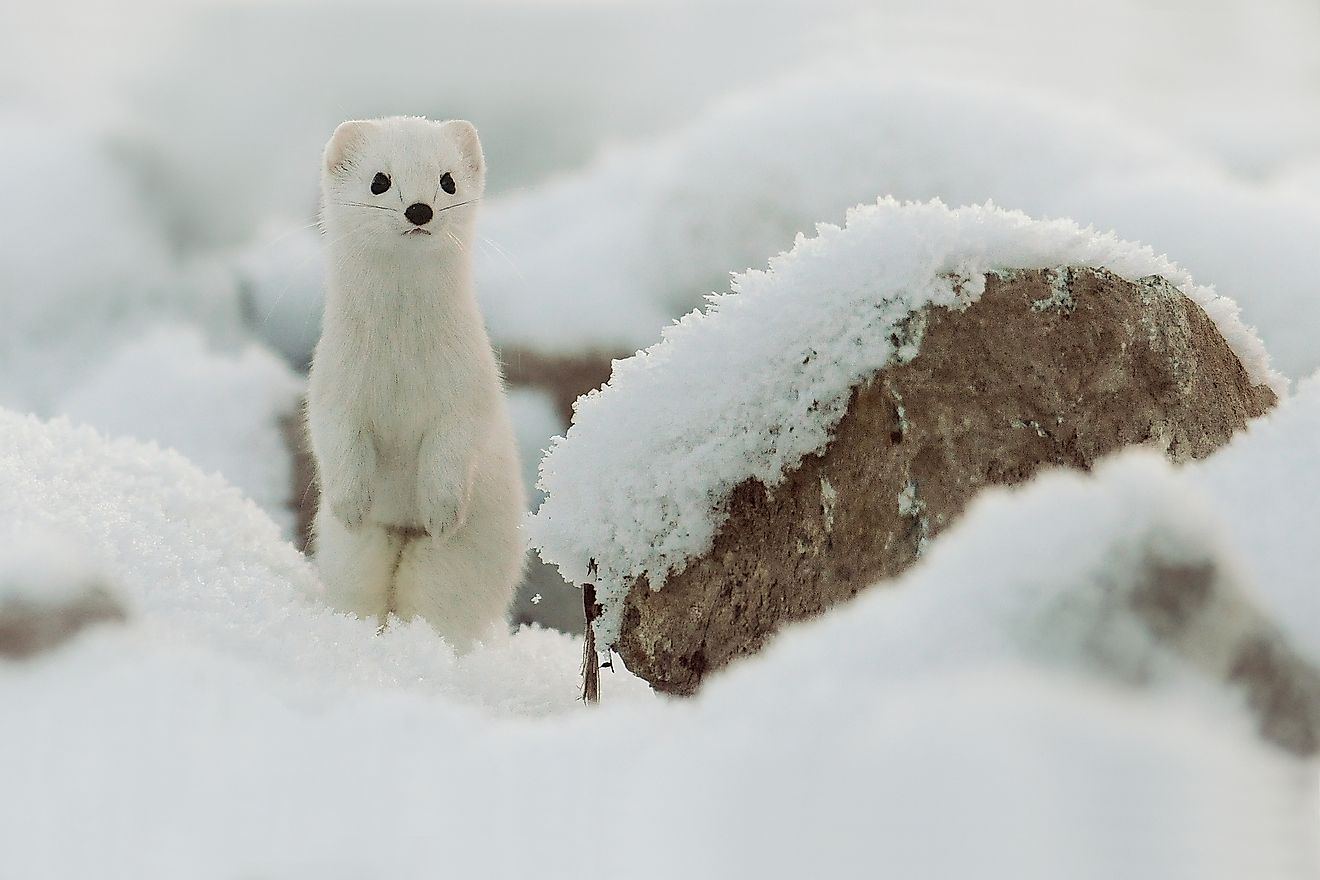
0, 534, 127, 660
500, 348, 623, 426
1124, 554, 1320, 758
616, 268, 1277, 695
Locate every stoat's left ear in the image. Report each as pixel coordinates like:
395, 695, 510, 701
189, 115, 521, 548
324, 120, 373, 174
442, 119, 484, 178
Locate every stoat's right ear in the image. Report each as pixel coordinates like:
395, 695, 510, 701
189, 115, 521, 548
324, 120, 372, 174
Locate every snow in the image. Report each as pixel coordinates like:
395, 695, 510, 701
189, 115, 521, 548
734, 454, 1243, 699
2, 1, 1319, 871
235, 224, 326, 370
476, 77, 1191, 354
1192, 374, 1320, 666
0, 526, 113, 608
477, 75, 1320, 378
506, 386, 563, 508
0, 408, 651, 715
57, 325, 306, 532
0, 435, 1314, 878
528, 199, 1282, 644
2, 639, 1310, 879
0, 120, 241, 413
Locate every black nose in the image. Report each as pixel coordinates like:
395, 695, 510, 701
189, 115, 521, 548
405, 203, 433, 226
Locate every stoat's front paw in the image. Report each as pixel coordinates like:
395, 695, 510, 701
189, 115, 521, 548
328, 483, 372, 530
420, 489, 468, 539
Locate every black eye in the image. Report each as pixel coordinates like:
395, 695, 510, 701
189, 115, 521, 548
440, 172, 456, 195
371, 172, 391, 195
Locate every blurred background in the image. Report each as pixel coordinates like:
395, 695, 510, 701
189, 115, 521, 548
2, 0, 1317, 630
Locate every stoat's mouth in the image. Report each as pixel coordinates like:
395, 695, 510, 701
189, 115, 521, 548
403, 228, 432, 236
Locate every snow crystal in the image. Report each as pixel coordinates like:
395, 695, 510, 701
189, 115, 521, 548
528, 199, 1281, 644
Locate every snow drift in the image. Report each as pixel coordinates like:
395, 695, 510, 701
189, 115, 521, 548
0, 409, 1316, 878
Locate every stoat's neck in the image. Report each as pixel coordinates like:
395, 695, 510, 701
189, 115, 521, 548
325, 230, 482, 331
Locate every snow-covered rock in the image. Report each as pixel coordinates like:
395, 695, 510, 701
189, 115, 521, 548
529, 200, 1281, 661
608, 266, 1277, 692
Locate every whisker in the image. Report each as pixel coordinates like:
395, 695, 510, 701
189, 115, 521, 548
333, 201, 400, 213
435, 198, 482, 214
477, 234, 525, 281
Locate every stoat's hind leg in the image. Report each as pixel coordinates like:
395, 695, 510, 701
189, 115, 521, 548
392, 527, 521, 653
313, 510, 401, 627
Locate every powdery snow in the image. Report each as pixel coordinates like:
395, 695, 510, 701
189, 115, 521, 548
0, 395, 1316, 877
1, 635, 1309, 880
528, 199, 1282, 645
0, 409, 651, 715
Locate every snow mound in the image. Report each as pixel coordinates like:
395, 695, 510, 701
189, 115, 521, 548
477, 75, 1320, 378
0, 120, 244, 413
0, 409, 649, 714
0, 405, 1314, 876
478, 77, 1187, 355
529, 199, 1281, 641
1193, 373, 1320, 666
0, 452, 1313, 876
57, 324, 305, 532
2, 638, 1308, 879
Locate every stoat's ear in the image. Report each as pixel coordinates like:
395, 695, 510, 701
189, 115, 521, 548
442, 119, 484, 178
324, 120, 372, 174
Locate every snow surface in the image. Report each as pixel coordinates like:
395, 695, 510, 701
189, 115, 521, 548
0, 408, 651, 715
0, 526, 114, 608
57, 325, 305, 532
0, 431, 1315, 878
528, 199, 1282, 644
1192, 374, 1320, 666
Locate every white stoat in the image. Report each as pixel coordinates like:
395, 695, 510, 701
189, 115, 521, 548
308, 116, 524, 649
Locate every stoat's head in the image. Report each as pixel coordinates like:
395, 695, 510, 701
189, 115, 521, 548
320, 116, 485, 253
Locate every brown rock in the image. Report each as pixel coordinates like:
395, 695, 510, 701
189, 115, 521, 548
500, 348, 623, 425
0, 586, 126, 660
1127, 555, 1320, 758
615, 268, 1277, 695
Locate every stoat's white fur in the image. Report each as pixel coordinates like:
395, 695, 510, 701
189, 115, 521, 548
308, 116, 524, 649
